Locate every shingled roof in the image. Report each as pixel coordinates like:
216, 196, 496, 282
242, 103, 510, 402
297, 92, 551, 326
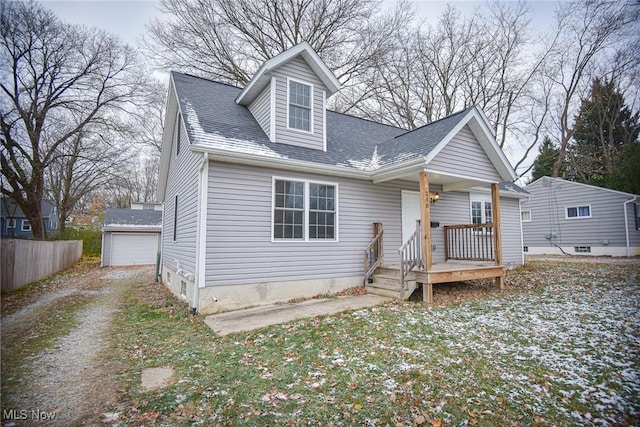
103, 208, 162, 229
173, 71, 446, 172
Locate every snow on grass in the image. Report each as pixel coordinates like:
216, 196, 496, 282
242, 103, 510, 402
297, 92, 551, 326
114, 262, 639, 426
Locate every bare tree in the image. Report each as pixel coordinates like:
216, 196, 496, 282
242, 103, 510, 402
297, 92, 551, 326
0, 1, 144, 239
46, 122, 136, 235
545, 0, 639, 177
144, 0, 412, 86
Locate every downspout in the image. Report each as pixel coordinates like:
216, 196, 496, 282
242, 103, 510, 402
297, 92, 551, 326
623, 196, 637, 257
192, 153, 210, 314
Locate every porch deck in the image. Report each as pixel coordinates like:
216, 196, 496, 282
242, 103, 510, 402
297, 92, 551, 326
365, 262, 504, 303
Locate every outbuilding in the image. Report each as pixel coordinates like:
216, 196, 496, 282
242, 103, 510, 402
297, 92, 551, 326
101, 207, 162, 267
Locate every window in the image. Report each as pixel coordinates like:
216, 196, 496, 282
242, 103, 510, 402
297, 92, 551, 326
176, 112, 181, 155
521, 210, 531, 222
6, 219, 16, 229
470, 194, 492, 234
566, 205, 591, 219
309, 183, 336, 239
288, 80, 312, 132
635, 204, 640, 230
21, 220, 31, 232
173, 195, 178, 241
574, 246, 591, 253
274, 180, 304, 239
273, 178, 337, 241
180, 280, 187, 299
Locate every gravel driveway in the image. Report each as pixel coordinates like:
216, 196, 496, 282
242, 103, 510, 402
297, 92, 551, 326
1, 263, 154, 426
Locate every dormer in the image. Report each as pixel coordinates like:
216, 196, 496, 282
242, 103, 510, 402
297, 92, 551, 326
235, 42, 340, 151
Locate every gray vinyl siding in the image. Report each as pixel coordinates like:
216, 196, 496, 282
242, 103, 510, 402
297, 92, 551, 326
248, 83, 271, 139
429, 191, 523, 266
499, 197, 524, 266
429, 125, 502, 182
271, 57, 326, 150
161, 115, 200, 275
522, 177, 640, 249
204, 162, 411, 286
203, 162, 524, 286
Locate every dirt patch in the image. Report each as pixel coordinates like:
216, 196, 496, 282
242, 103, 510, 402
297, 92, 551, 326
1, 263, 154, 426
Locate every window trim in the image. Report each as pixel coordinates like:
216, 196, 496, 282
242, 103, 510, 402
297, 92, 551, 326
565, 205, 591, 219
521, 210, 532, 222
271, 176, 338, 242
21, 219, 31, 232
286, 77, 314, 134
469, 193, 493, 235
173, 194, 178, 242
6, 218, 16, 229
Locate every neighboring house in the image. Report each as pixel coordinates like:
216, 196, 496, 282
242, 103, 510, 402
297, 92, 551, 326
0, 197, 59, 239
522, 176, 640, 256
158, 42, 528, 315
131, 201, 163, 211
101, 207, 162, 267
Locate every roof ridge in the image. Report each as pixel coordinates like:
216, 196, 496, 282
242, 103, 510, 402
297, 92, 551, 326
326, 109, 406, 131
171, 71, 243, 90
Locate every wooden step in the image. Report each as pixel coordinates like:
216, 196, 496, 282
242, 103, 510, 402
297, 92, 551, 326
366, 273, 418, 301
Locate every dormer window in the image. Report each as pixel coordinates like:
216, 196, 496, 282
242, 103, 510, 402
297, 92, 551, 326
288, 79, 312, 132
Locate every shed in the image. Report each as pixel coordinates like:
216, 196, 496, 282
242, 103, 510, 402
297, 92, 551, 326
101, 208, 163, 266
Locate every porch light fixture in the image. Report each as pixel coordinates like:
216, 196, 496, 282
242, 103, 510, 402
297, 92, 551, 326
429, 192, 440, 203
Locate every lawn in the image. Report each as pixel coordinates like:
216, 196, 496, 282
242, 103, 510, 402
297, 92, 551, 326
110, 260, 639, 426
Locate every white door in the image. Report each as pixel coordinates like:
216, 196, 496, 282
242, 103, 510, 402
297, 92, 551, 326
111, 233, 159, 266
401, 191, 421, 245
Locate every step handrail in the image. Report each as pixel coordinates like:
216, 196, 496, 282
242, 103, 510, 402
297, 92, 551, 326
398, 220, 422, 299
364, 223, 383, 284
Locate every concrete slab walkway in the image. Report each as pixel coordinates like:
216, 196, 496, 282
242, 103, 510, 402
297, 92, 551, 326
204, 294, 389, 335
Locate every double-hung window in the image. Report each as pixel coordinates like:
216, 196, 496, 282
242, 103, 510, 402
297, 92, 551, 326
635, 203, 640, 230
273, 178, 337, 241
6, 219, 16, 229
21, 220, 31, 232
288, 80, 312, 132
566, 205, 591, 219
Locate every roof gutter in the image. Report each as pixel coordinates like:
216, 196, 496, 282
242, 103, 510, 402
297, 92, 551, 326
623, 196, 638, 257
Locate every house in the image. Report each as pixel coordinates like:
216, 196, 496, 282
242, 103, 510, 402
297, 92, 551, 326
0, 197, 59, 239
101, 206, 163, 267
522, 176, 640, 256
157, 42, 528, 314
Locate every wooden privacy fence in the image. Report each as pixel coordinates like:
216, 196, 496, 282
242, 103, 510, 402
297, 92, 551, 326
1, 239, 83, 292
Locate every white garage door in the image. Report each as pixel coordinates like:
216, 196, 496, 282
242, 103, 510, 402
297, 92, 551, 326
111, 233, 159, 266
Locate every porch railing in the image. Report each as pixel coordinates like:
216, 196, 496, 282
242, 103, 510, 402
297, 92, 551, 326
398, 220, 422, 296
364, 222, 383, 284
444, 223, 495, 262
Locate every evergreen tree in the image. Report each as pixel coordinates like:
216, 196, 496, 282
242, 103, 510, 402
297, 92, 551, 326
530, 136, 563, 183
566, 78, 640, 189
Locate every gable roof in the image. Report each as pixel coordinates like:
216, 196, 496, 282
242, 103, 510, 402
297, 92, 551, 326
1, 197, 56, 218
159, 71, 517, 198
526, 176, 639, 198
103, 208, 162, 230
235, 41, 341, 106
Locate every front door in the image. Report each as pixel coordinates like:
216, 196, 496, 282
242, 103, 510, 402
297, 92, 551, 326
401, 190, 421, 245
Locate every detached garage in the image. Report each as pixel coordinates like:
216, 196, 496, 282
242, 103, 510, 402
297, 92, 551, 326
101, 208, 162, 267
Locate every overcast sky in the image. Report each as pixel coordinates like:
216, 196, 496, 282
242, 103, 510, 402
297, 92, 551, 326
42, 0, 560, 49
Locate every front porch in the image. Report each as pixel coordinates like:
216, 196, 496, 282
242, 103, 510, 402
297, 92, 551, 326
364, 172, 505, 303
